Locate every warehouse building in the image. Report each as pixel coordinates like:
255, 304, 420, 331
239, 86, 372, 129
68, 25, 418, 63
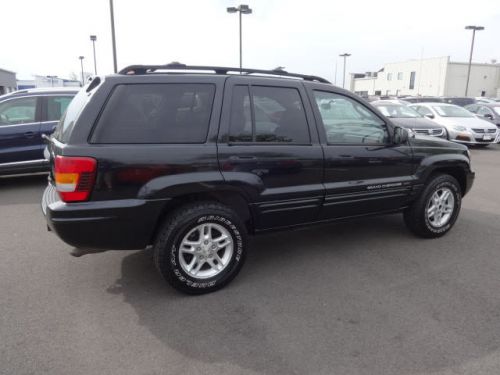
350, 56, 500, 98
0, 68, 17, 95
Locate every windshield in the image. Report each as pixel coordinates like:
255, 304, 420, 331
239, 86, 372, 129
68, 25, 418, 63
432, 105, 474, 118
375, 104, 421, 118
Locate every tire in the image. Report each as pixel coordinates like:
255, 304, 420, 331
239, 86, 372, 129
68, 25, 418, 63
153, 201, 247, 294
404, 174, 462, 238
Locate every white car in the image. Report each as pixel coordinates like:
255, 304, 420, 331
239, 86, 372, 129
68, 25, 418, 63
409, 103, 499, 146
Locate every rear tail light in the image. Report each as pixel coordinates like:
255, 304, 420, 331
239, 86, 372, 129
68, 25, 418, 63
54, 156, 97, 202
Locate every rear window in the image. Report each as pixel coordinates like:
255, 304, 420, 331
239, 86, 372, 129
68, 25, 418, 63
91, 83, 215, 144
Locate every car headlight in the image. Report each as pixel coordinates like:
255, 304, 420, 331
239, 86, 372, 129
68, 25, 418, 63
452, 125, 467, 132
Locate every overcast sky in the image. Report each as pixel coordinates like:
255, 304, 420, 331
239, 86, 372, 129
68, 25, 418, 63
2, 0, 499, 83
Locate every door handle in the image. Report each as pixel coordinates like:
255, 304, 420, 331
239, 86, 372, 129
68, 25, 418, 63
24, 131, 35, 138
229, 155, 257, 161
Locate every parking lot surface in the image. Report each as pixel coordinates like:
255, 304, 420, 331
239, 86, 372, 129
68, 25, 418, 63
1, 145, 500, 375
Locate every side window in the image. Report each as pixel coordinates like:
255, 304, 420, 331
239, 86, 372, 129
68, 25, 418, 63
47, 96, 74, 122
313, 91, 389, 144
228, 85, 310, 144
229, 85, 252, 142
0, 97, 37, 125
477, 107, 493, 116
91, 84, 215, 144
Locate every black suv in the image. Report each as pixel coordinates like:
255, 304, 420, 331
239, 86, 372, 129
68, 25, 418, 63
42, 64, 474, 294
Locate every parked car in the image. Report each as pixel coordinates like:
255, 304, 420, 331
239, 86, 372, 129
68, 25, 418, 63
442, 97, 476, 107
465, 103, 500, 126
466, 103, 500, 142
410, 103, 498, 147
372, 101, 446, 138
0, 87, 77, 175
42, 64, 474, 294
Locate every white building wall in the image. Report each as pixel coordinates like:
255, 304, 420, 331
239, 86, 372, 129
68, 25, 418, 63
351, 56, 449, 96
351, 56, 500, 98
445, 63, 500, 97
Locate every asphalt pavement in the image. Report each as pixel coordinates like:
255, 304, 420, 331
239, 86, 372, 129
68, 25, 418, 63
1, 145, 500, 375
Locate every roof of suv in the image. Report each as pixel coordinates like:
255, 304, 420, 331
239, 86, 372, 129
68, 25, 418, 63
118, 63, 331, 84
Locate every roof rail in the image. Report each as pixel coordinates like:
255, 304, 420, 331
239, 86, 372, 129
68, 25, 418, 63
118, 63, 330, 84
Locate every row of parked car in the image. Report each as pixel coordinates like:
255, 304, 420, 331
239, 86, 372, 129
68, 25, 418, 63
370, 98, 500, 147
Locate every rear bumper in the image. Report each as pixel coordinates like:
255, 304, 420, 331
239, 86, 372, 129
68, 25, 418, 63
42, 184, 168, 250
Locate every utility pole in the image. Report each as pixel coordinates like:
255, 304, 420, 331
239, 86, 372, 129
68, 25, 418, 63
78, 56, 85, 86
339, 53, 351, 89
464, 25, 484, 96
226, 5, 253, 71
109, 0, 118, 73
90, 35, 97, 75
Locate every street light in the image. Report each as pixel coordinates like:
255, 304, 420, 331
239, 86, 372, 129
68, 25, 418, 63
464, 25, 485, 96
339, 53, 351, 89
226, 4, 253, 71
78, 56, 85, 86
109, 0, 118, 73
90, 35, 97, 75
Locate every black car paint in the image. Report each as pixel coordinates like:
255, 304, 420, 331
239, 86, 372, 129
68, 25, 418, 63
42, 74, 474, 250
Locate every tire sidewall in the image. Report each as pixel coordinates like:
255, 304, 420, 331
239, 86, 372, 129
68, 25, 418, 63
423, 178, 461, 235
165, 212, 245, 292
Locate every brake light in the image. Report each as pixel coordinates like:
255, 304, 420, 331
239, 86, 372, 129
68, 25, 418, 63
54, 156, 97, 202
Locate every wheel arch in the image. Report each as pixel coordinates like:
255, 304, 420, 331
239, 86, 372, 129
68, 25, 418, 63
149, 189, 254, 245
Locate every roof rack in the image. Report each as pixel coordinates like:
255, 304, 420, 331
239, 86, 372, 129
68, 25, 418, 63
118, 62, 330, 84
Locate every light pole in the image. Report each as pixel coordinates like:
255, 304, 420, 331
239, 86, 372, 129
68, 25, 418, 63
109, 0, 118, 73
339, 53, 351, 89
79, 56, 85, 86
226, 4, 252, 71
90, 35, 97, 75
464, 25, 484, 97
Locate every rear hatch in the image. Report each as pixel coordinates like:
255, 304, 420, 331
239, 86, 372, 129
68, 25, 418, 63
44, 78, 102, 205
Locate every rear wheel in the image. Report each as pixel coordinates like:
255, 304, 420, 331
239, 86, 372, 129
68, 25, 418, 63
153, 202, 247, 294
404, 174, 462, 238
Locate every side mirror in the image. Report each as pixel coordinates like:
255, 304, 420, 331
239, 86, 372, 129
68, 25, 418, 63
393, 126, 410, 144
484, 113, 493, 120
424, 113, 435, 119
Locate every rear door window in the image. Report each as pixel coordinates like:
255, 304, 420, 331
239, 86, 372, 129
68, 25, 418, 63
91, 84, 215, 144
46, 96, 74, 122
228, 85, 310, 144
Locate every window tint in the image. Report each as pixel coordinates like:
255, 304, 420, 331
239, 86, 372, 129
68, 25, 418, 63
314, 91, 389, 144
229, 85, 252, 142
47, 96, 73, 121
92, 84, 215, 143
0, 97, 37, 125
228, 85, 310, 144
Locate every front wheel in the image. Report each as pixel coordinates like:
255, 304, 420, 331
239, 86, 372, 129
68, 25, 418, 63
153, 202, 247, 294
404, 174, 462, 238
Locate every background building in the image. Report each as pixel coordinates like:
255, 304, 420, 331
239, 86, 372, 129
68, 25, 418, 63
17, 75, 81, 90
350, 56, 500, 98
0, 68, 17, 95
